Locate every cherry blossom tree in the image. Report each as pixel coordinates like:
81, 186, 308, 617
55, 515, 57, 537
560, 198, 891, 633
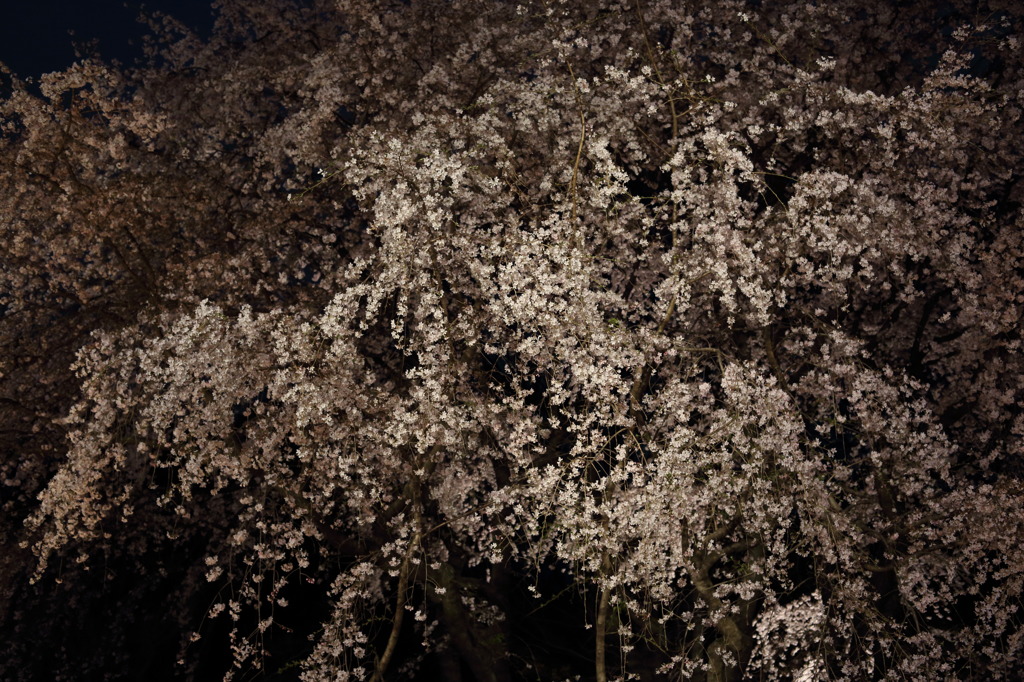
2, 1, 1023, 680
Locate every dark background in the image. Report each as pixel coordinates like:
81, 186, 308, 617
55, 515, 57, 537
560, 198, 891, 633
0, 0, 216, 80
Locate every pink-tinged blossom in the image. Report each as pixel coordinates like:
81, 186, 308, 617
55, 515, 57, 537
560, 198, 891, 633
2, 0, 1023, 680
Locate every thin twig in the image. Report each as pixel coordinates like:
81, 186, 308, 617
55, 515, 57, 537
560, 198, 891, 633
595, 554, 612, 682
370, 531, 420, 682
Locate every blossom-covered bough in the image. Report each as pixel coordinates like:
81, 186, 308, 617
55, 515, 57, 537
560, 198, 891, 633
2, 1, 1022, 680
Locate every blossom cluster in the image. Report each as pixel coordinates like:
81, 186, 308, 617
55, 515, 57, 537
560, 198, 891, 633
2, 0, 1022, 680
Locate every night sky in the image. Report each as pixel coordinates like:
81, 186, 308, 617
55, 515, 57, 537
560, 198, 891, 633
0, 0, 216, 80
